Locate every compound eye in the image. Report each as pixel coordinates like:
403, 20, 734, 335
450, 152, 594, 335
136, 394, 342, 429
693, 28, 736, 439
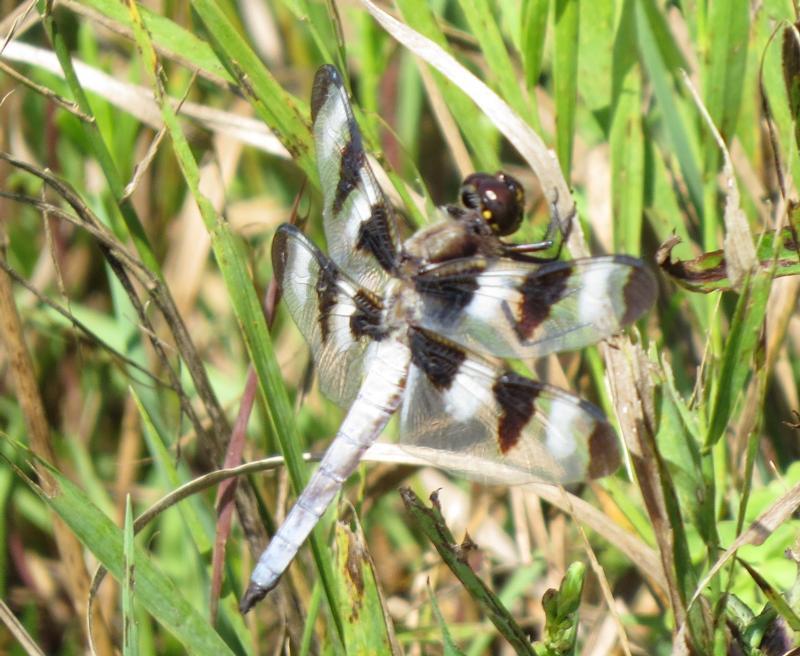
459, 172, 525, 236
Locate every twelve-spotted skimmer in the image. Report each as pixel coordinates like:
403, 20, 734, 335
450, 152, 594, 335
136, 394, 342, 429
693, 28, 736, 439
241, 65, 656, 612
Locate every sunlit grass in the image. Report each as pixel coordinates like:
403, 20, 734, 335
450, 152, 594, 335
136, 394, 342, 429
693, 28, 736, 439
1, 1, 799, 654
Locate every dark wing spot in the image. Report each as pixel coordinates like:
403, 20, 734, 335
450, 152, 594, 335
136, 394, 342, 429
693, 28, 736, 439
619, 257, 657, 326
316, 262, 339, 344
409, 328, 466, 391
516, 264, 573, 340
356, 203, 399, 274
270, 225, 291, 284
414, 260, 485, 326
311, 65, 342, 123
333, 135, 365, 214
492, 372, 539, 454
586, 418, 620, 479
351, 289, 387, 340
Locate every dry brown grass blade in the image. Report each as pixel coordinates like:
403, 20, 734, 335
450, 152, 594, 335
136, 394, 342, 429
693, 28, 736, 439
602, 338, 684, 624
363, 444, 666, 591
1, 41, 289, 157
416, 63, 473, 180
0, 598, 45, 656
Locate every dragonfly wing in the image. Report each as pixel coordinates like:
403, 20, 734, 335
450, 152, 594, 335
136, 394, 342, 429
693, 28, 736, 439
311, 65, 402, 292
272, 223, 387, 407
398, 327, 620, 485
414, 255, 656, 359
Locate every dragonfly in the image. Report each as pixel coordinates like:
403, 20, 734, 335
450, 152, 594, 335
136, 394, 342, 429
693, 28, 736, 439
240, 65, 657, 612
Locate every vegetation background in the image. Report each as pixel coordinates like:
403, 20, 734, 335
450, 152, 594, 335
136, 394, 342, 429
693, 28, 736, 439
1, 0, 800, 654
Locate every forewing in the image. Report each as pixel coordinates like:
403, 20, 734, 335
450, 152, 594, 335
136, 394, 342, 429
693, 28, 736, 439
414, 255, 656, 359
272, 224, 387, 407
311, 65, 401, 292
398, 328, 620, 485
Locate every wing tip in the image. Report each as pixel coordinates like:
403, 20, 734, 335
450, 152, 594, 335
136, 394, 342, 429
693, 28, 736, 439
311, 64, 343, 122
620, 259, 658, 327
271, 223, 298, 283
586, 420, 621, 479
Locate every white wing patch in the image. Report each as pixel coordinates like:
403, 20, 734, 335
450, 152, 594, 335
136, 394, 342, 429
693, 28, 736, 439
542, 397, 581, 461
466, 271, 518, 324
577, 263, 614, 329
444, 361, 495, 422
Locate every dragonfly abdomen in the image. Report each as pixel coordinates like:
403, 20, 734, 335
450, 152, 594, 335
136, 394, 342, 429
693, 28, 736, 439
240, 339, 410, 612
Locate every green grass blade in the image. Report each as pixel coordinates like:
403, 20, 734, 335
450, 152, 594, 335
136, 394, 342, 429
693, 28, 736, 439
466, 564, 543, 656
122, 494, 139, 656
521, 0, 549, 94
132, 389, 211, 555
702, 0, 749, 158
706, 270, 773, 448
334, 522, 396, 655
428, 580, 467, 656
189, 0, 315, 180
72, 0, 233, 83
123, 1, 342, 633
609, 0, 644, 253
400, 488, 536, 655
394, 0, 500, 172
738, 559, 800, 632
13, 453, 236, 655
457, 0, 530, 118
553, 0, 578, 175
635, 1, 703, 216
279, 0, 346, 71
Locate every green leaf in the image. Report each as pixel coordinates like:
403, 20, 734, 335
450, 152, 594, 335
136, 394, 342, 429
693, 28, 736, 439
658, 229, 800, 293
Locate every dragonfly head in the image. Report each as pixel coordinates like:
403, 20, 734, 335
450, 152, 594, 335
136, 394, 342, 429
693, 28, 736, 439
459, 172, 525, 237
